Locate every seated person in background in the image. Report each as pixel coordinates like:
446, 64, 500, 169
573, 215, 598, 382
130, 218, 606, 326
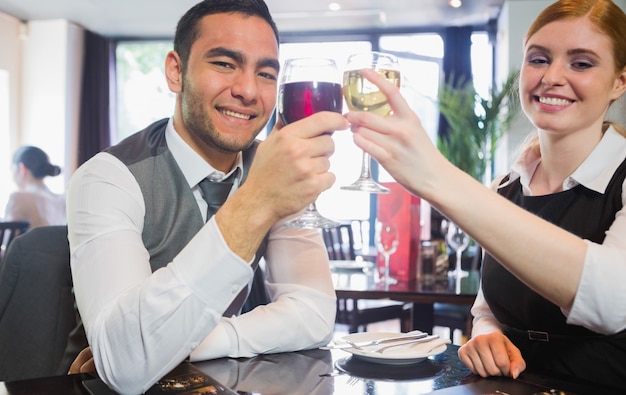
66, 0, 344, 393
4, 145, 66, 228
343, 0, 626, 391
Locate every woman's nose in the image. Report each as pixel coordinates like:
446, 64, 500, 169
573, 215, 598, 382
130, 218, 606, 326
541, 63, 566, 87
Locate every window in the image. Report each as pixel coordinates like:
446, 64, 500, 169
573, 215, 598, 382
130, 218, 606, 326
0, 69, 11, 215
113, 31, 492, 228
115, 41, 174, 142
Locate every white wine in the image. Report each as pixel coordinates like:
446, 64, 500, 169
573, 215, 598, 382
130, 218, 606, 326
342, 68, 401, 117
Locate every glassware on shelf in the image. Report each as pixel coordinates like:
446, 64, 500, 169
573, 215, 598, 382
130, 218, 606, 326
375, 220, 400, 285
443, 219, 469, 279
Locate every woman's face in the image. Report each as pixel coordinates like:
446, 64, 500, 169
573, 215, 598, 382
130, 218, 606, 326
519, 17, 626, 136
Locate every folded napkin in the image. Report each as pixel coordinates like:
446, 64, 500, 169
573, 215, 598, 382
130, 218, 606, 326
375, 337, 451, 357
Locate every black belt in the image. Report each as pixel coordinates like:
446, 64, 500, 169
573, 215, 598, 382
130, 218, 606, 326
503, 325, 611, 343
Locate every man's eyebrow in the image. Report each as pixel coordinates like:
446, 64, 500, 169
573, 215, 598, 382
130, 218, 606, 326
205, 47, 279, 72
259, 57, 280, 73
205, 47, 244, 64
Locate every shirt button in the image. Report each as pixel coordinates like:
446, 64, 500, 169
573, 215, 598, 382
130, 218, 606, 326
231, 285, 239, 294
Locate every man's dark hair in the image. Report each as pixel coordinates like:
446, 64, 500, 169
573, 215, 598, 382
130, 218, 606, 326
174, 0, 279, 72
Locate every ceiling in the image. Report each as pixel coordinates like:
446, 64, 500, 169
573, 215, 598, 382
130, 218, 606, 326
0, 0, 506, 39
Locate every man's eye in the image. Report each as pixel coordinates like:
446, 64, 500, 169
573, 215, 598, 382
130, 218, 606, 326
259, 72, 277, 81
212, 61, 234, 69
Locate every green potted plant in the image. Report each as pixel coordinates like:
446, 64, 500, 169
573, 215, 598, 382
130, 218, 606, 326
437, 70, 521, 184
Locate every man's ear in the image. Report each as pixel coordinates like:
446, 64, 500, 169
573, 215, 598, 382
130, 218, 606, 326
165, 50, 183, 93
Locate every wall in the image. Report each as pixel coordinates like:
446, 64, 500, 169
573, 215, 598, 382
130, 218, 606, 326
0, 14, 84, 202
0, 12, 23, 212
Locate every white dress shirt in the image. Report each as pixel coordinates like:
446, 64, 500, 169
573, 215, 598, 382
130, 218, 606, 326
472, 126, 626, 337
67, 119, 336, 394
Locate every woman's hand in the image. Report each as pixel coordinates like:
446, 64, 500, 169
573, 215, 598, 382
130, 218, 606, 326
458, 332, 526, 379
343, 68, 450, 199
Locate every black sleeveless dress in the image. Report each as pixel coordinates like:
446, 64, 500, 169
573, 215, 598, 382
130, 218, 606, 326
481, 158, 626, 391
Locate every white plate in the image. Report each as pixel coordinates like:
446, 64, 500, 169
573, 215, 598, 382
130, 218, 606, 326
329, 260, 374, 271
338, 332, 450, 365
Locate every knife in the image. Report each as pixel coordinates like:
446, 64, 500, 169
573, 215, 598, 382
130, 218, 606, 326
321, 332, 430, 350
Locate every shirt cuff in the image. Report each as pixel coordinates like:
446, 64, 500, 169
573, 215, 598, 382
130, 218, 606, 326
170, 219, 252, 311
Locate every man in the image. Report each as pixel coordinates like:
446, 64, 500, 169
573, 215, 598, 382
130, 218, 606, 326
66, 0, 346, 393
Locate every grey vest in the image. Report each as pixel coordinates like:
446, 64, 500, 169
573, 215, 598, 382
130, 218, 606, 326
106, 118, 269, 309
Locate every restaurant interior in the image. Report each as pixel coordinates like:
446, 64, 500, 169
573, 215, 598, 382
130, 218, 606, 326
1, 0, 626, 394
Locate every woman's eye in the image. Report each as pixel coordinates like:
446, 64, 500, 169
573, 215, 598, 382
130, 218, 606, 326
528, 57, 548, 65
571, 61, 593, 70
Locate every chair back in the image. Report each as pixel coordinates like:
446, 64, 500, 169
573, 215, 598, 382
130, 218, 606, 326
322, 223, 356, 260
0, 225, 87, 381
0, 221, 30, 263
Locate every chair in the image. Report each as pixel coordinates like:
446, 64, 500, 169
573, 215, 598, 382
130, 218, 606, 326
324, 222, 412, 333
432, 246, 481, 343
0, 221, 30, 264
0, 225, 87, 382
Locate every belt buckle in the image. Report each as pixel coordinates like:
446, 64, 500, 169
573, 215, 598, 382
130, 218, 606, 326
528, 330, 549, 342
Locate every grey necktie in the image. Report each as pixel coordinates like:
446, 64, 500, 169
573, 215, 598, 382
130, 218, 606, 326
197, 169, 250, 316
197, 169, 238, 221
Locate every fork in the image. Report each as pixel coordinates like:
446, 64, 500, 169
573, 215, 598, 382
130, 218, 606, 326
343, 331, 428, 350
372, 335, 442, 353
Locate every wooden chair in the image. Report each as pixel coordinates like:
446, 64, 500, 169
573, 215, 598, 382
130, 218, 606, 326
432, 247, 480, 342
324, 222, 412, 333
0, 221, 30, 264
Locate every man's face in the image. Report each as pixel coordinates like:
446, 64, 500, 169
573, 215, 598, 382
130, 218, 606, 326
175, 13, 279, 156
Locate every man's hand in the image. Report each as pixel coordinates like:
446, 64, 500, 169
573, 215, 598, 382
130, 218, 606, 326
217, 111, 348, 261
68, 346, 97, 375
458, 332, 526, 379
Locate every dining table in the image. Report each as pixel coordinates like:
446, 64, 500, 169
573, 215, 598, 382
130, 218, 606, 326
0, 343, 618, 395
331, 260, 480, 333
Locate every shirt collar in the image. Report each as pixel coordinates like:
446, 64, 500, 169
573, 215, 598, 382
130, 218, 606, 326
164, 118, 243, 188
499, 126, 626, 195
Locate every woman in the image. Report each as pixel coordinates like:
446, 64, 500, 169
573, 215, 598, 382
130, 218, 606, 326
4, 146, 66, 228
344, 0, 626, 390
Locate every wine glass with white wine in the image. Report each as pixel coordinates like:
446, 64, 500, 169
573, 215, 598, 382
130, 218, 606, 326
341, 51, 401, 194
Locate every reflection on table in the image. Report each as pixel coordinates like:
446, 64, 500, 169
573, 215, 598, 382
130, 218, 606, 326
2, 344, 618, 394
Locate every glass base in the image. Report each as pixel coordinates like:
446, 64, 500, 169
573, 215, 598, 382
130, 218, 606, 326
448, 269, 469, 278
341, 178, 390, 194
284, 210, 340, 229
378, 276, 398, 285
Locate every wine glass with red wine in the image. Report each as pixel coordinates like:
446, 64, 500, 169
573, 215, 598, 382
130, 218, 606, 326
278, 57, 342, 229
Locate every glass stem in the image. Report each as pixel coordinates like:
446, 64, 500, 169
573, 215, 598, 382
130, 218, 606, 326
359, 151, 373, 179
384, 254, 391, 281
305, 202, 319, 213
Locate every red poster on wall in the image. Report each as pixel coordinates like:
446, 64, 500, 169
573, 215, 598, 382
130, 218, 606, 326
376, 182, 421, 282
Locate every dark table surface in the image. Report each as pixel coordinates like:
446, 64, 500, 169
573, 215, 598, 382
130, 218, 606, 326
332, 261, 480, 303
1, 345, 619, 395
332, 261, 480, 333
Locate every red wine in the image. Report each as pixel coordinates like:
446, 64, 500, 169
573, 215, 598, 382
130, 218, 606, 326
278, 81, 342, 125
